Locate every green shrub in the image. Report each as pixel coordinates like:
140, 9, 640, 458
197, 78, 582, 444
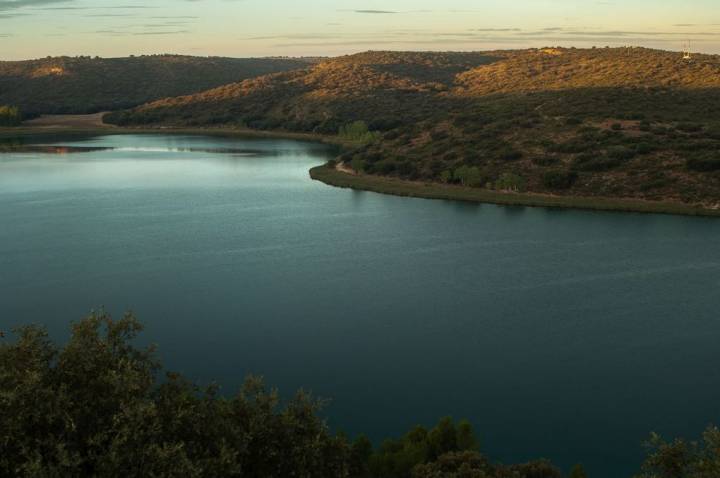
498, 149, 523, 161
350, 157, 366, 172
532, 155, 560, 166
454, 165, 484, 187
495, 173, 526, 191
543, 170, 578, 189
676, 123, 703, 133
369, 417, 479, 478
686, 156, 720, 172
573, 155, 623, 172
339, 121, 382, 144
377, 160, 398, 175
607, 146, 637, 161
0, 105, 22, 126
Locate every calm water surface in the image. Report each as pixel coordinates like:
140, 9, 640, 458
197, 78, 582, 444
1, 134, 719, 477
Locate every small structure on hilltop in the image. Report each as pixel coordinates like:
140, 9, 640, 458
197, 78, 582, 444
683, 41, 693, 61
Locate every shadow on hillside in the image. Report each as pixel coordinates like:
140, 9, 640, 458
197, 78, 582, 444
372, 55, 501, 86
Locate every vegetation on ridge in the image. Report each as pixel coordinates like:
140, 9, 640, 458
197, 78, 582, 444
0, 55, 313, 116
107, 48, 720, 210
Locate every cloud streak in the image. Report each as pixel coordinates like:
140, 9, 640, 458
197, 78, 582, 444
0, 0, 70, 11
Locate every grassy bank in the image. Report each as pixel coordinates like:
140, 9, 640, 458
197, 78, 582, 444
310, 163, 720, 218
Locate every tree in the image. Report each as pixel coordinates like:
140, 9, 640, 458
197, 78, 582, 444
369, 417, 481, 478
495, 173, 526, 192
635, 428, 720, 478
0, 312, 351, 477
351, 435, 374, 477
339, 121, 382, 144
454, 166, 484, 187
542, 170, 578, 190
412, 451, 491, 478
569, 464, 588, 478
0, 105, 22, 126
456, 420, 479, 452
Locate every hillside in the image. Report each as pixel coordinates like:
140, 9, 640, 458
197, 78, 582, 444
0, 55, 312, 115
106, 48, 720, 210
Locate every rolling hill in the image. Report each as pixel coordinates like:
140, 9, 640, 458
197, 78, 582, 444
0, 55, 313, 115
107, 48, 720, 209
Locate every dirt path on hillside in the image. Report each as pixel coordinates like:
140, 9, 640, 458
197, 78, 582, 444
335, 161, 358, 175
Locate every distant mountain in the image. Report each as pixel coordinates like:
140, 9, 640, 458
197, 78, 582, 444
108, 48, 720, 208
0, 55, 312, 115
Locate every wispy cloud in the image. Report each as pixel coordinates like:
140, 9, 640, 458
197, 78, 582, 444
0, 0, 70, 11
132, 30, 189, 35
353, 10, 396, 14
0, 11, 28, 18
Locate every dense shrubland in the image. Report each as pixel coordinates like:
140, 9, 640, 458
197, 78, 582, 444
2, 313, 718, 477
108, 48, 720, 207
0, 55, 311, 115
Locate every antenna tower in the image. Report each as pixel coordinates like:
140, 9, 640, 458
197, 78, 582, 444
683, 41, 692, 60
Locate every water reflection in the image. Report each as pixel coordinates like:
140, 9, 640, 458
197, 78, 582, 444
0, 134, 334, 158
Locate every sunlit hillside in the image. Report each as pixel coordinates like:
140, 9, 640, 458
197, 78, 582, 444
107, 48, 720, 207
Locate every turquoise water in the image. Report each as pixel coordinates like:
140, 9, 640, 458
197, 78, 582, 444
1, 134, 719, 477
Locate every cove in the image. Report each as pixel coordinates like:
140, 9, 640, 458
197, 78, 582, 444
1, 134, 719, 478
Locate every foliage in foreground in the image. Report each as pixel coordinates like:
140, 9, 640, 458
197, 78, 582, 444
634, 428, 720, 478
1, 313, 717, 477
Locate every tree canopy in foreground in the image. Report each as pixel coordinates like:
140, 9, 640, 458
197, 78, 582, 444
1, 312, 717, 477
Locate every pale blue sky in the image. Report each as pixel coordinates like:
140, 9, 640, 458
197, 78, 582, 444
1, 0, 719, 60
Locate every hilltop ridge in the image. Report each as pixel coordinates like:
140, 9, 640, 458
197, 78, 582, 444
0, 55, 313, 115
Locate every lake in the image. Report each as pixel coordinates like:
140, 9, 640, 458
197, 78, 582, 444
1, 133, 719, 477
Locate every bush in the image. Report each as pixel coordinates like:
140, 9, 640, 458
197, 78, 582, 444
532, 155, 560, 166
369, 417, 479, 478
636, 428, 720, 478
543, 170, 578, 189
550, 139, 593, 154
339, 121, 382, 144
495, 173, 526, 191
676, 123, 703, 133
454, 165, 484, 187
0, 105, 22, 126
498, 149, 523, 161
350, 157, 366, 172
607, 146, 637, 161
377, 160, 398, 175
686, 156, 720, 172
368, 117, 402, 131
573, 154, 623, 172
397, 161, 418, 177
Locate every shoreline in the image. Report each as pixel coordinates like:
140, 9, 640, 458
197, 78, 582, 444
3, 119, 720, 217
1, 119, 354, 148
310, 163, 720, 218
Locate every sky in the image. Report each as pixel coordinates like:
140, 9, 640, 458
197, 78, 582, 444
1, 0, 720, 60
